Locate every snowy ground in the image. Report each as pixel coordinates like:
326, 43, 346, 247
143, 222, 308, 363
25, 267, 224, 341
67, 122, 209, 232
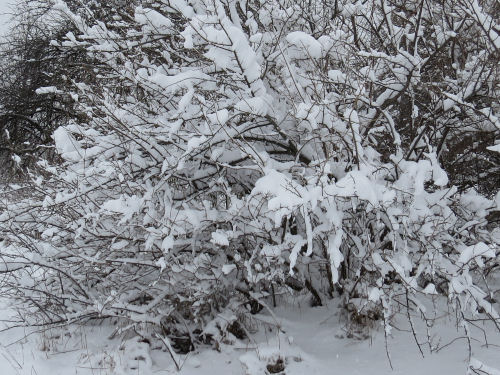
1, 296, 499, 375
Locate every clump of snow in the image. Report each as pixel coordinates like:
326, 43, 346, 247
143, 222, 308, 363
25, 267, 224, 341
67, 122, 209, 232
235, 96, 269, 116
35, 86, 61, 94
52, 127, 83, 162
487, 143, 500, 153
135, 7, 173, 30
458, 242, 495, 267
286, 31, 323, 58
211, 230, 229, 246
208, 109, 229, 125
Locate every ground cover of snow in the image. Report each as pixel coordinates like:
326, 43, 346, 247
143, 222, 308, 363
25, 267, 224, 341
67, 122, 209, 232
1, 295, 499, 375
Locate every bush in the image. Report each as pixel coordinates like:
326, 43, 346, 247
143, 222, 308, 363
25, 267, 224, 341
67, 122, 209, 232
1, 0, 498, 353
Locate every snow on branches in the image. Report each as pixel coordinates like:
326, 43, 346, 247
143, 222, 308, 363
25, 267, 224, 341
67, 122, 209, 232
0, 0, 498, 355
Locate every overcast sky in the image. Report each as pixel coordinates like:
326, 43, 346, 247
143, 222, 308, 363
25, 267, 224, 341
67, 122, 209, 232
0, 0, 15, 37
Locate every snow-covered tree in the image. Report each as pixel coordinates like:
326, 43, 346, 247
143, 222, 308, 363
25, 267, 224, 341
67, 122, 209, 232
1, 0, 498, 358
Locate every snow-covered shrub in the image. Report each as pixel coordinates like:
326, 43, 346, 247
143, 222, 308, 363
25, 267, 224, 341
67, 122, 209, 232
0, 0, 498, 353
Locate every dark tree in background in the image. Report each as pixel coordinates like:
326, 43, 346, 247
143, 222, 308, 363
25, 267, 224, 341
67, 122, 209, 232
0, 0, 136, 177
0, 1, 71, 174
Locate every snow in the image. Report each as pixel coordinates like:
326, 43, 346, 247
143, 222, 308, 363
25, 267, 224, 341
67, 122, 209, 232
1, 297, 499, 374
207, 109, 229, 125
328, 69, 347, 83
161, 235, 174, 251
458, 242, 496, 267
487, 144, 500, 153
143, 70, 211, 94
52, 126, 83, 162
328, 232, 344, 283
220, 18, 266, 97
286, 31, 323, 58
211, 230, 229, 246
422, 283, 438, 295
221, 264, 236, 274
368, 287, 383, 302
1, 1, 499, 374
35, 86, 61, 95
167, 0, 194, 18
135, 7, 173, 30
235, 96, 269, 116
